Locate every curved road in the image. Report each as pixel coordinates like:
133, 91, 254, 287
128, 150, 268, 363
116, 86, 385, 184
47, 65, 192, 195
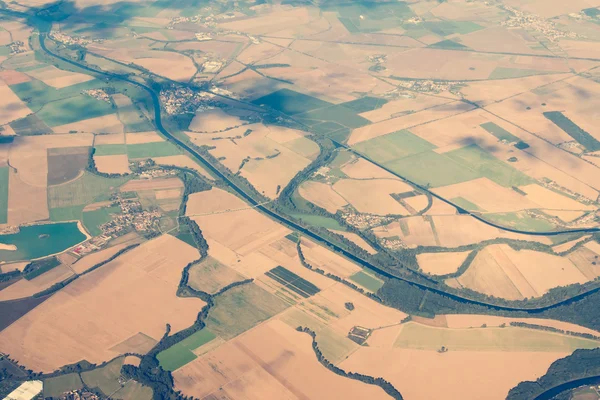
38, 34, 600, 314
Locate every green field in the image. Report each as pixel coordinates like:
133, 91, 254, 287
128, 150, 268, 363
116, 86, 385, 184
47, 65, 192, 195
9, 78, 104, 112
341, 96, 388, 113
187, 257, 245, 294
265, 265, 321, 298
48, 171, 130, 208
483, 211, 555, 232
112, 380, 153, 400
82, 206, 121, 236
157, 329, 216, 371
95, 144, 127, 156
480, 122, 521, 143
37, 95, 115, 127
0, 167, 8, 224
81, 357, 125, 395
297, 104, 371, 130
543, 111, 600, 152
49, 205, 86, 222
429, 39, 469, 50
488, 67, 550, 80
24, 257, 61, 280
114, 95, 154, 132
445, 144, 534, 187
291, 213, 346, 230
252, 88, 332, 115
9, 114, 52, 135
205, 283, 289, 340
386, 151, 480, 188
394, 323, 600, 352
451, 196, 483, 212
422, 20, 482, 36
349, 270, 384, 292
43, 373, 84, 398
353, 129, 437, 163
127, 142, 181, 159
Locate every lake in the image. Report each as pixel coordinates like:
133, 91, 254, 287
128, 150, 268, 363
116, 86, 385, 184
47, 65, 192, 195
0, 222, 86, 262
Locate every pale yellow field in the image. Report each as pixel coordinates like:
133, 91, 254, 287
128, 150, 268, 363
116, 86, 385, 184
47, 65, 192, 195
155, 188, 181, 200
519, 184, 595, 211
416, 251, 471, 276
358, 95, 452, 123
299, 239, 362, 278
0, 69, 31, 85
188, 108, 246, 132
54, 114, 124, 134
0, 264, 74, 301
125, 131, 164, 144
0, 81, 31, 125
174, 319, 390, 400
0, 235, 204, 372
186, 188, 290, 255
332, 179, 412, 215
120, 177, 183, 192
456, 244, 588, 300
339, 344, 568, 400
434, 178, 535, 213
188, 124, 317, 198
349, 101, 475, 145
374, 215, 552, 249
94, 154, 131, 174
298, 181, 348, 213
70, 242, 137, 274
94, 132, 125, 145
543, 209, 587, 223
331, 230, 377, 254
552, 235, 592, 253
340, 158, 400, 180
404, 195, 431, 214
24, 65, 94, 88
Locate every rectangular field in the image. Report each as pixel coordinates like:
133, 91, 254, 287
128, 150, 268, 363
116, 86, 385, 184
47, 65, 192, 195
349, 270, 384, 292
127, 141, 181, 159
543, 111, 600, 151
353, 129, 437, 163
157, 329, 216, 371
265, 265, 321, 298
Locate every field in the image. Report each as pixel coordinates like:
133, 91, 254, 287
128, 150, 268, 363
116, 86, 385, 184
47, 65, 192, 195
173, 319, 391, 400
205, 283, 289, 340
0, 235, 204, 372
187, 256, 245, 294
332, 179, 412, 215
265, 265, 321, 298
48, 172, 130, 209
187, 124, 318, 198
0, 263, 74, 301
127, 141, 181, 159
298, 181, 348, 213
157, 329, 217, 371
94, 154, 131, 174
349, 270, 384, 292
112, 94, 154, 132
43, 374, 83, 398
81, 357, 127, 395
543, 111, 600, 152
416, 251, 471, 276
452, 244, 589, 300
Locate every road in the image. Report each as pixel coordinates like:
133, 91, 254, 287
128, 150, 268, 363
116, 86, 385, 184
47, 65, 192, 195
37, 34, 600, 314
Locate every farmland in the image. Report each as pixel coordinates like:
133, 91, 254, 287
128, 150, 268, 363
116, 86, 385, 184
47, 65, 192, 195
3, 1, 600, 399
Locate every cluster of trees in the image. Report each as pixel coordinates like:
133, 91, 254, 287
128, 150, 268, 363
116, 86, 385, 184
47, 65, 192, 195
509, 321, 600, 341
177, 217, 208, 258
296, 327, 403, 400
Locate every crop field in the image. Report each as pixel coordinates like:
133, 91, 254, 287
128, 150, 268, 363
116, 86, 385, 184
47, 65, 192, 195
394, 322, 599, 352
94, 144, 127, 156
112, 94, 154, 132
454, 244, 588, 300
349, 270, 384, 292
47, 146, 91, 185
157, 329, 216, 371
417, 251, 471, 276
353, 129, 437, 164
480, 122, 522, 143
0, 235, 204, 372
251, 88, 331, 115
48, 171, 130, 209
483, 211, 556, 232
94, 154, 131, 174
43, 373, 83, 399
333, 178, 412, 215
205, 283, 289, 340
81, 357, 126, 396
82, 205, 121, 236
298, 181, 348, 213
127, 141, 181, 159
265, 265, 321, 298
23, 64, 94, 89
543, 111, 600, 152
0, 82, 31, 125
187, 257, 245, 294
174, 319, 390, 400
299, 240, 362, 278
0, 263, 74, 301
